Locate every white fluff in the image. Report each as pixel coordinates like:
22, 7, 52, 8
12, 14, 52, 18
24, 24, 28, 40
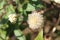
54, 0, 60, 4
8, 14, 17, 23
27, 11, 44, 30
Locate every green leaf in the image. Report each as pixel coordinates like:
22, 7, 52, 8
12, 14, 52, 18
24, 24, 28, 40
14, 29, 26, 40
15, 0, 19, 4
18, 4, 23, 13
35, 29, 43, 40
0, 0, 6, 9
0, 9, 5, 15
17, 36, 26, 40
26, 3, 35, 11
14, 30, 22, 36
6, 4, 15, 14
4, 4, 15, 19
0, 29, 6, 40
0, 38, 2, 40
32, 0, 37, 2
19, 7, 23, 12
24, 10, 27, 16
0, 23, 9, 29
18, 14, 23, 25
37, 4, 45, 8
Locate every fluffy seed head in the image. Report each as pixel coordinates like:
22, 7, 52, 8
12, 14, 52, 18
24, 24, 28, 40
54, 0, 60, 4
8, 14, 17, 23
27, 11, 44, 30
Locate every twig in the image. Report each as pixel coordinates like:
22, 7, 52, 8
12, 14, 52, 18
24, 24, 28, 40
49, 13, 60, 33
56, 13, 60, 26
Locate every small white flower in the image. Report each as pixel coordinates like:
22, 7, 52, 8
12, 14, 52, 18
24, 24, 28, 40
54, 0, 60, 4
8, 14, 17, 23
27, 11, 44, 30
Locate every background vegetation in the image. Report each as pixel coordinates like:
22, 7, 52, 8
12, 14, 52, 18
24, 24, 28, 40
0, 0, 60, 40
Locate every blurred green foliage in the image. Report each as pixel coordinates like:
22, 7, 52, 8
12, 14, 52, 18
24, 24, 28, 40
0, 0, 58, 40
35, 30, 43, 40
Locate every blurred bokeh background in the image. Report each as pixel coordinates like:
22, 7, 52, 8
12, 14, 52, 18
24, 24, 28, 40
0, 0, 60, 40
